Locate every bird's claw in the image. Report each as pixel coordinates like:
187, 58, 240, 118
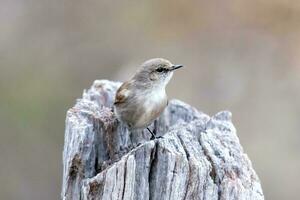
150, 135, 164, 140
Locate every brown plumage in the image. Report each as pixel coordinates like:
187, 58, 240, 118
114, 58, 183, 139
114, 81, 132, 105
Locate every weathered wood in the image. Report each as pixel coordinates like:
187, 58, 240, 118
62, 80, 264, 200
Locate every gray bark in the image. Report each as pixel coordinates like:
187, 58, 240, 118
62, 80, 264, 200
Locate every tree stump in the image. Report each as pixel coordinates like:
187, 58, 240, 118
62, 80, 264, 200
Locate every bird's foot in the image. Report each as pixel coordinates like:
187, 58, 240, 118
150, 135, 164, 140
147, 127, 164, 140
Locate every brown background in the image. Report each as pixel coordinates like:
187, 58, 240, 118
1, 0, 299, 199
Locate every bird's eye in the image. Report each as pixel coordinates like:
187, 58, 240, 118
156, 67, 164, 73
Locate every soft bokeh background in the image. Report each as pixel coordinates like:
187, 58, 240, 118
1, 0, 299, 199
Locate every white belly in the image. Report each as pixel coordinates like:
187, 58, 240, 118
134, 90, 167, 128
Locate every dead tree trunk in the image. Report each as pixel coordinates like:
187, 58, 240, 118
61, 80, 264, 200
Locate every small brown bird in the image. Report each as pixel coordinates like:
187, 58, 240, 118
114, 58, 183, 139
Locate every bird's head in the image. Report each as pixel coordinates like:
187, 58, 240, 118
133, 58, 183, 88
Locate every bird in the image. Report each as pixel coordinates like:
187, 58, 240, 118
114, 58, 183, 140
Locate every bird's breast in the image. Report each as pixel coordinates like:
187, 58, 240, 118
134, 90, 167, 128
143, 89, 166, 107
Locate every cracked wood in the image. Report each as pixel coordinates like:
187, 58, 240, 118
62, 80, 264, 200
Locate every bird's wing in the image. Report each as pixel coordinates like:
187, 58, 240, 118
114, 81, 131, 105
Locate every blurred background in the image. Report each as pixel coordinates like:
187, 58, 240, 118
1, 0, 299, 199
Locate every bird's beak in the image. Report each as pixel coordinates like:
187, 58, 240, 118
171, 64, 184, 71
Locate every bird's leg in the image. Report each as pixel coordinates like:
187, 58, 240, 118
147, 127, 156, 140
153, 120, 157, 135
153, 120, 163, 139
147, 127, 163, 140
